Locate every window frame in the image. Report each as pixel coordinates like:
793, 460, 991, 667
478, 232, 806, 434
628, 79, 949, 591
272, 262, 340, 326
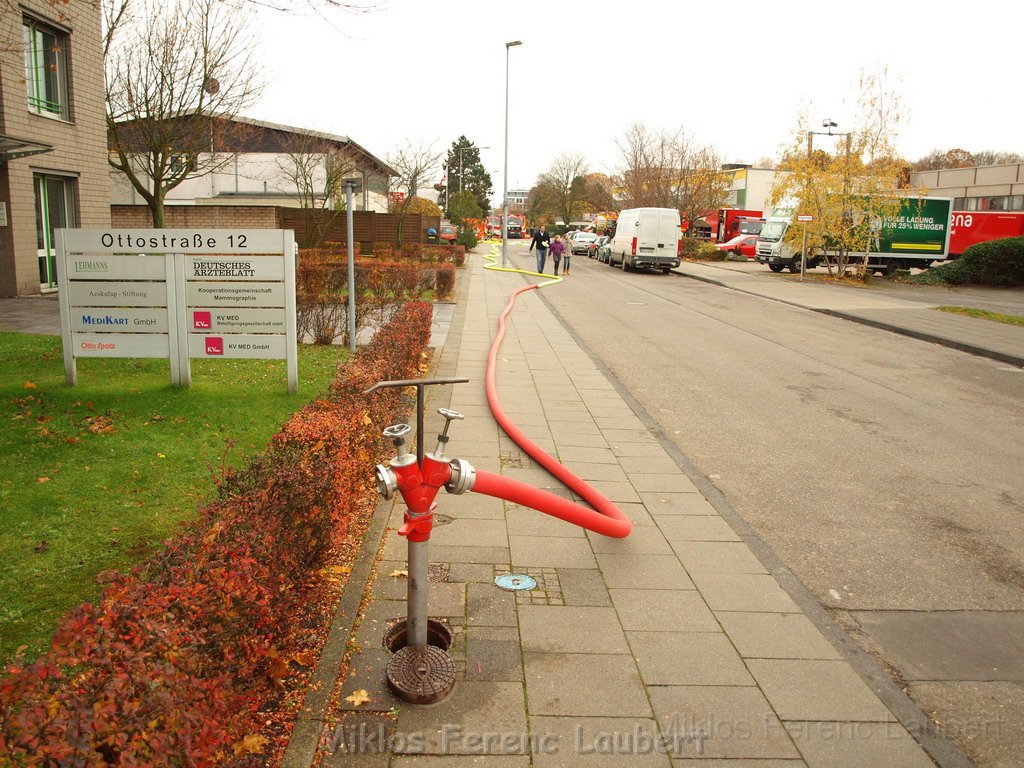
23, 15, 70, 120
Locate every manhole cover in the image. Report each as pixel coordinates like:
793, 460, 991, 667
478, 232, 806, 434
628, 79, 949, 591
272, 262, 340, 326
432, 513, 453, 526
386, 645, 456, 704
494, 573, 537, 591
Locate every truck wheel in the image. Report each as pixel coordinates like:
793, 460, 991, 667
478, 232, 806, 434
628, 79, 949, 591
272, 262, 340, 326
788, 258, 802, 273
661, 267, 671, 274
768, 264, 785, 273
884, 259, 901, 277
621, 254, 628, 271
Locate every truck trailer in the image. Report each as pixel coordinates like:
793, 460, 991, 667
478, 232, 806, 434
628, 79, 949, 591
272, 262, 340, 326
949, 211, 1024, 257
756, 196, 952, 275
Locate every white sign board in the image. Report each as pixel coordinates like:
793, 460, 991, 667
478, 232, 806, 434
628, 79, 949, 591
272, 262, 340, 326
55, 229, 297, 393
797, 214, 814, 222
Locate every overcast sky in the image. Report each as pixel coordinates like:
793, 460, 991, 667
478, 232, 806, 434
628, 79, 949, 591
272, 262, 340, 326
246, 0, 1021, 204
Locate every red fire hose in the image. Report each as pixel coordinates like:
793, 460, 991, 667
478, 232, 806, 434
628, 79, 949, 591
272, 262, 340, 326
483, 285, 632, 538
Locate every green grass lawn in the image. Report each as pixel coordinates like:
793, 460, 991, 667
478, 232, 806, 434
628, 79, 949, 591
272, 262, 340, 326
0, 333, 346, 662
934, 306, 1024, 327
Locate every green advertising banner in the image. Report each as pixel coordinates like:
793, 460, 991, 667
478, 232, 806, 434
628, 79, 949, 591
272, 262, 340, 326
875, 198, 952, 255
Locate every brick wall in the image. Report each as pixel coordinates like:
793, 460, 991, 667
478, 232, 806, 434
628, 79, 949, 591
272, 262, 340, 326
0, 0, 110, 297
111, 205, 280, 229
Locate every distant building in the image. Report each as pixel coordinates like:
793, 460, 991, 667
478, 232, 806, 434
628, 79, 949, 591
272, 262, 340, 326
506, 188, 530, 214
911, 163, 1024, 211
110, 115, 395, 214
720, 165, 786, 214
1, 0, 110, 297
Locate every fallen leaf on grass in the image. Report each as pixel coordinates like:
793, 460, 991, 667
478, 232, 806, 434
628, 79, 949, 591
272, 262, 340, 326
23, 381, 36, 389
36, 477, 50, 484
390, 569, 408, 578
344, 689, 371, 707
232, 734, 269, 756
33, 540, 49, 554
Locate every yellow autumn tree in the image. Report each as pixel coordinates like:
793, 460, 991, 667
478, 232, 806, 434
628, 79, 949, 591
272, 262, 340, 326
768, 69, 924, 278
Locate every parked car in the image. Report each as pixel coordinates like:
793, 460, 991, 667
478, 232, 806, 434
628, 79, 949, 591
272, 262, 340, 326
585, 235, 609, 258
715, 234, 758, 259
570, 232, 599, 255
596, 238, 612, 263
438, 224, 458, 244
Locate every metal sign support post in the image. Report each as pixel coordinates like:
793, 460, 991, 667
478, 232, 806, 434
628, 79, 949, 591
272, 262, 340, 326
283, 230, 298, 393
345, 180, 358, 354
797, 214, 813, 283
800, 222, 807, 282
54, 230, 75, 386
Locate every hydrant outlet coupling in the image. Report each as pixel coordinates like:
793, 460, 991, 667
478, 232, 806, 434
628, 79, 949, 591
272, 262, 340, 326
445, 458, 477, 495
374, 464, 399, 500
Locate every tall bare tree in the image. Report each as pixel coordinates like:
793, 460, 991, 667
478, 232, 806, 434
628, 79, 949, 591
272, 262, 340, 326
276, 133, 358, 247
531, 153, 589, 227
105, 0, 264, 227
615, 124, 730, 225
387, 140, 443, 244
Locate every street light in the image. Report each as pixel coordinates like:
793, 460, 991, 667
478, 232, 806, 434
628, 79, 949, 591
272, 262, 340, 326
343, 178, 362, 353
804, 119, 852, 281
502, 40, 522, 268
457, 145, 489, 195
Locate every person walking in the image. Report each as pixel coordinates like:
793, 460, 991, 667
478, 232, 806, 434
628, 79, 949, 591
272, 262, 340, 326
563, 239, 573, 275
549, 235, 566, 276
529, 225, 551, 273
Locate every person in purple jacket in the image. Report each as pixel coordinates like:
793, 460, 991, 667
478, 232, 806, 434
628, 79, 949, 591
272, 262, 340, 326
548, 235, 566, 276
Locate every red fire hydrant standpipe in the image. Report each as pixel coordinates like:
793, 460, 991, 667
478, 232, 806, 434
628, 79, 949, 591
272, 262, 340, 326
480, 284, 632, 539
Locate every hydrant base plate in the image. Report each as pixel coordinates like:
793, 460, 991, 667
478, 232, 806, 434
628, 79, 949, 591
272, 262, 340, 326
494, 573, 537, 591
386, 645, 456, 705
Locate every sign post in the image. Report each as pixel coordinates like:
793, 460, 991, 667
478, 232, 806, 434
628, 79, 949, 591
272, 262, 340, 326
56, 229, 297, 393
797, 214, 813, 282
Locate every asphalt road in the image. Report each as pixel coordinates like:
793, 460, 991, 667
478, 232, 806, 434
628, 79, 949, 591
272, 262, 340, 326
514, 241, 1024, 767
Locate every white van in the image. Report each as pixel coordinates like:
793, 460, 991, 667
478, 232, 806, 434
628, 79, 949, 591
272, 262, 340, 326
607, 208, 681, 273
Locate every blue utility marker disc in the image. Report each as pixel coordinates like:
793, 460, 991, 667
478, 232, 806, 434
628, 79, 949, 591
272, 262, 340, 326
494, 573, 537, 591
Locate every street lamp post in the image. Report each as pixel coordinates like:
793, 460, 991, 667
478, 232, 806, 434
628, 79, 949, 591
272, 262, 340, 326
457, 145, 489, 195
502, 40, 522, 268
805, 119, 852, 278
343, 178, 362, 353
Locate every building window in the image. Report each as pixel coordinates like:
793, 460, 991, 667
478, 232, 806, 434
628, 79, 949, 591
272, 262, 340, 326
24, 18, 69, 119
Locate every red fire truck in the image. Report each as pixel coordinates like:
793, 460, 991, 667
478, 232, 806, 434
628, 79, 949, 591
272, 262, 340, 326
716, 209, 764, 242
506, 214, 526, 238
949, 211, 1024, 257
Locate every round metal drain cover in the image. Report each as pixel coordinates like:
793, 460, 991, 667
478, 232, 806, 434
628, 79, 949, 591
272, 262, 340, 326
494, 573, 537, 591
386, 645, 456, 704
432, 513, 454, 526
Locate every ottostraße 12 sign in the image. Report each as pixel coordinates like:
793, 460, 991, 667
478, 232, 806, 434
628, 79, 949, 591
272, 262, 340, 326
55, 229, 297, 392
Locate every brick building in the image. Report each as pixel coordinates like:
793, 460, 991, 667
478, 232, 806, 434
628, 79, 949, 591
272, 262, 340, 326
0, 0, 110, 297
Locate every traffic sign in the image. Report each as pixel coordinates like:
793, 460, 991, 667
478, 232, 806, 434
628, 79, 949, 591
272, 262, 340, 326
797, 214, 813, 222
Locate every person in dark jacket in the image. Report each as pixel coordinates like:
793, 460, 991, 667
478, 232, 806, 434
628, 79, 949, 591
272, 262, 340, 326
529, 226, 551, 273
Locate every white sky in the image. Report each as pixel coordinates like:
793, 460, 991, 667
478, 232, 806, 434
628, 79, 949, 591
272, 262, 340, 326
246, 0, 1022, 205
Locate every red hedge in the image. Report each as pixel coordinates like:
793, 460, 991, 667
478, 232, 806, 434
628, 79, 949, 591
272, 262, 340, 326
0, 302, 433, 767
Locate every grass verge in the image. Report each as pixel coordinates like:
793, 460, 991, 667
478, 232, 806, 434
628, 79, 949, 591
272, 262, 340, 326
933, 306, 1024, 327
0, 332, 345, 661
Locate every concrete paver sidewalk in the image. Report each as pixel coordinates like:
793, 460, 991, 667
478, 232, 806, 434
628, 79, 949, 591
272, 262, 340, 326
674, 261, 1024, 368
314, 254, 945, 767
